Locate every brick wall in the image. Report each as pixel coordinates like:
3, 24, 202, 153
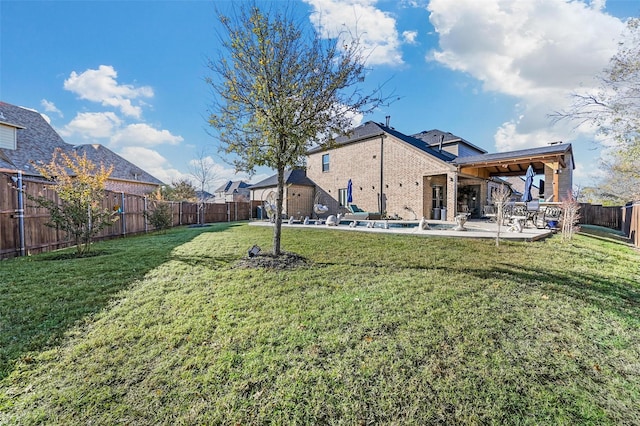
307, 135, 455, 219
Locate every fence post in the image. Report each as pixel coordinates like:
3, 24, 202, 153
120, 192, 126, 236
144, 196, 148, 233
15, 171, 26, 256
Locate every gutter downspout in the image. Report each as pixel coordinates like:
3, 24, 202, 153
16, 171, 26, 256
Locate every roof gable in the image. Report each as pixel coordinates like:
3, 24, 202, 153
249, 169, 315, 189
411, 129, 487, 155
73, 144, 164, 185
0, 101, 164, 185
308, 121, 456, 163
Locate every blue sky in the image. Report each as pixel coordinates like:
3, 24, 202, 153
1, 0, 639, 191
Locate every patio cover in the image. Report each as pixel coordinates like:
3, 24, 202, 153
453, 143, 573, 201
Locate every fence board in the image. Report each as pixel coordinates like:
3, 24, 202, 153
0, 174, 252, 258
579, 203, 623, 230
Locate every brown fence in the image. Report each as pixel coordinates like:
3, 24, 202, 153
579, 203, 623, 230
0, 173, 258, 258
622, 202, 640, 248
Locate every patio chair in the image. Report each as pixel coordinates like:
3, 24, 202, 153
345, 204, 381, 220
483, 205, 497, 222
542, 206, 562, 229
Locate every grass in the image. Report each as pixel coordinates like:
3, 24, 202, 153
1, 223, 639, 424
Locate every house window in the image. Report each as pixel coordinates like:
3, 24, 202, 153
0, 125, 17, 150
338, 188, 348, 206
322, 154, 330, 172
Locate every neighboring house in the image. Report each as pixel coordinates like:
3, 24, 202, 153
0, 102, 163, 196
213, 180, 251, 203
306, 121, 573, 220
501, 176, 540, 200
195, 190, 215, 202
248, 169, 316, 218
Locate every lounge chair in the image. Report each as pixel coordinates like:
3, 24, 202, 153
345, 204, 381, 220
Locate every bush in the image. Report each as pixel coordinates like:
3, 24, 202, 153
145, 202, 173, 232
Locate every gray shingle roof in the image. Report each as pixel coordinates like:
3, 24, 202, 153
0, 101, 164, 185
214, 180, 251, 194
0, 102, 70, 174
73, 144, 164, 185
411, 129, 487, 154
307, 121, 456, 162
249, 169, 315, 189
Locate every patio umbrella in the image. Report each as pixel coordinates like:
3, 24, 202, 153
521, 164, 535, 203
347, 179, 353, 204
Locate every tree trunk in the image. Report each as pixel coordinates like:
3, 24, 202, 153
273, 166, 285, 256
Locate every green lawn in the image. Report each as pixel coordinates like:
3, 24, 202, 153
1, 223, 639, 424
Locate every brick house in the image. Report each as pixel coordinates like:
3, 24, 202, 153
249, 169, 316, 218
306, 121, 573, 221
0, 101, 163, 196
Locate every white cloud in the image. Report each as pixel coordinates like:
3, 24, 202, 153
402, 30, 418, 44
40, 99, 63, 117
111, 123, 183, 147
427, 0, 626, 151
63, 65, 153, 118
60, 111, 121, 139
117, 147, 186, 185
305, 0, 404, 66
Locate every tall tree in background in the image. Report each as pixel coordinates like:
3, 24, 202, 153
553, 18, 640, 202
207, 3, 388, 255
29, 148, 116, 256
189, 148, 218, 225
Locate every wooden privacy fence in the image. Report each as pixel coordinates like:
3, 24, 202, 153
622, 202, 640, 248
579, 203, 623, 230
0, 173, 255, 258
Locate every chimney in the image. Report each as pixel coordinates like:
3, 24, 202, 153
385, 115, 390, 127
439, 134, 444, 152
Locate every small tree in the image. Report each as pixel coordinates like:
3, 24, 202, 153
145, 202, 173, 232
30, 148, 116, 256
207, 3, 388, 256
561, 191, 581, 242
167, 178, 197, 202
492, 184, 511, 247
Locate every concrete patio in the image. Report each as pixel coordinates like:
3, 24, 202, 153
250, 219, 554, 242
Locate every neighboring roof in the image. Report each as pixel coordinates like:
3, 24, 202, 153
0, 101, 164, 185
214, 180, 251, 194
73, 144, 164, 185
411, 129, 487, 154
0, 101, 70, 174
501, 176, 540, 199
454, 143, 574, 175
249, 169, 315, 189
307, 121, 456, 162
195, 190, 214, 199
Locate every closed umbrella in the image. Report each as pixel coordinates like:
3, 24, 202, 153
347, 179, 353, 204
521, 164, 535, 203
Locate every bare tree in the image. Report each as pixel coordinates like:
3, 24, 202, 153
561, 191, 581, 242
206, 2, 390, 256
189, 148, 218, 225
492, 184, 511, 247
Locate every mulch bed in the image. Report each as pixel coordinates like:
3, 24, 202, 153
235, 251, 310, 270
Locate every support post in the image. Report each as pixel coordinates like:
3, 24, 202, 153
16, 171, 26, 256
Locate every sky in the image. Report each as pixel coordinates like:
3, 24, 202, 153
2, 0, 639, 192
